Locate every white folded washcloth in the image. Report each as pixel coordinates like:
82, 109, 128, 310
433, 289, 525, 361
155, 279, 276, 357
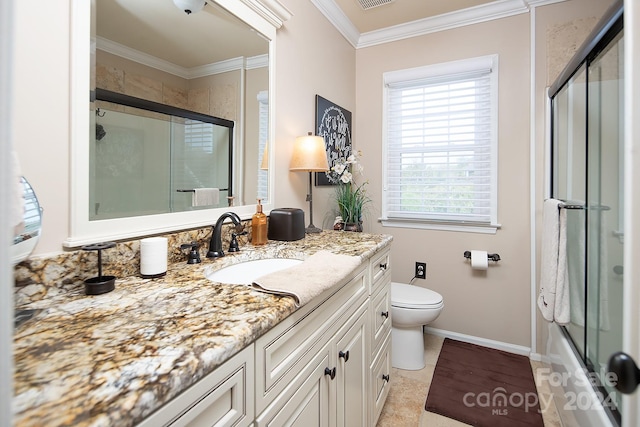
252, 251, 362, 307
192, 188, 219, 207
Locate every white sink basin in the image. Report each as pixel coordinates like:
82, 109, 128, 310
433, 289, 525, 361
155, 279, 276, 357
205, 258, 303, 285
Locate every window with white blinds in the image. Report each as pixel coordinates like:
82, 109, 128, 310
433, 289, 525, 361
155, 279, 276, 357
257, 91, 269, 202
382, 55, 499, 232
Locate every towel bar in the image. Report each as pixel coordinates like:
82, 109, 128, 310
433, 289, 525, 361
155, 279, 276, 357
463, 251, 501, 262
177, 188, 229, 192
557, 203, 610, 211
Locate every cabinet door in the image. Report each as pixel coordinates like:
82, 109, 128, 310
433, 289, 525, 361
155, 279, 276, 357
256, 344, 332, 427
335, 303, 368, 427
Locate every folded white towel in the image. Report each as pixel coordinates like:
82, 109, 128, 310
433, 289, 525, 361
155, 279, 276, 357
252, 251, 361, 307
192, 188, 219, 207
538, 198, 570, 324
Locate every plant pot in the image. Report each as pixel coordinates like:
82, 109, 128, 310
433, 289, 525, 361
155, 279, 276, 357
343, 222, 362, 232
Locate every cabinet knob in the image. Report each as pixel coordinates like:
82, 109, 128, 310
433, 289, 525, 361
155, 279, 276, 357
382, 374, 390, 382
339, 350, 350, 362
381, 311, 389, 318
379, 262, 388, 270
324, 367, 336, 380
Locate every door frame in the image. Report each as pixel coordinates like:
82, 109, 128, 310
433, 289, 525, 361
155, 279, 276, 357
622, 1, 640, 425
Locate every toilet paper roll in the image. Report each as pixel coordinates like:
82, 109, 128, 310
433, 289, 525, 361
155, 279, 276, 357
140, 237, 168, 278
470, 250, 488, 270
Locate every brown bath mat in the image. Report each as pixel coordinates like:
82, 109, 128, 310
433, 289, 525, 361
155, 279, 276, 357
425, 338, 544, 427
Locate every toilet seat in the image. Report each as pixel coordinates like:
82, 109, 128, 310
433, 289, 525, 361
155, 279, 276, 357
391, 282, 443, 309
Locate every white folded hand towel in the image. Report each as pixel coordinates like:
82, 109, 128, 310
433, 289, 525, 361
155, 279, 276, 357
252, 251, 361, 307
192, 188, 219, 207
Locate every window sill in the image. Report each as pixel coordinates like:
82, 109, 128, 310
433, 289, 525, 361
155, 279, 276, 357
379, 218, 501, 234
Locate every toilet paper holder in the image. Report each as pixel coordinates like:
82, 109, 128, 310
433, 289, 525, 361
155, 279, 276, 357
463, 251, 501, 262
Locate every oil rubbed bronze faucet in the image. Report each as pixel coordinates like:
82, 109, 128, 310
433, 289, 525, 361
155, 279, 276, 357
207, 212, 244, 258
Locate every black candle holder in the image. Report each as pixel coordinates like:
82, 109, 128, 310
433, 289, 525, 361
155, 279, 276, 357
82, 242, 117, 295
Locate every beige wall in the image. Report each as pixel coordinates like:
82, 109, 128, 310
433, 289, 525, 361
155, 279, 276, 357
356, 15, 532, 347
273, 0, 356, 215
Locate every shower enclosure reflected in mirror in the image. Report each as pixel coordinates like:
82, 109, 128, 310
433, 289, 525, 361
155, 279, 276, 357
91, 89, 233, 220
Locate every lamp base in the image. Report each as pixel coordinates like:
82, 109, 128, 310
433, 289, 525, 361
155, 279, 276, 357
305, 224, 322, 234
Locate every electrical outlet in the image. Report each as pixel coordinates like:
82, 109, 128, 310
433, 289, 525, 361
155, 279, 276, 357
415, 262, 426, 279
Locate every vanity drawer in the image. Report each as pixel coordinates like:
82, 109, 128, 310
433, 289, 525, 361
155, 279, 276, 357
255, 265, 367, 413
370, 280, 391, 358
369, 248, 390, 296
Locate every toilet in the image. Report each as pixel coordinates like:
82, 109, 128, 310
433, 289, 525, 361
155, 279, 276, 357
390, 282, 444, 370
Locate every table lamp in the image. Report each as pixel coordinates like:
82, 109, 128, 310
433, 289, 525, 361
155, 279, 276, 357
289, 132, 329, 233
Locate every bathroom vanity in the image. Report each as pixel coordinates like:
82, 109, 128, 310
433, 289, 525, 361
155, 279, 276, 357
13, 231, 392, 427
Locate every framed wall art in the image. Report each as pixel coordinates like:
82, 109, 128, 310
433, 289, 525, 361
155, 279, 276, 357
314, 95, 352, 186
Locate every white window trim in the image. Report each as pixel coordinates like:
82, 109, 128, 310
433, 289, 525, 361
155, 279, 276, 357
381, 54, 500, 234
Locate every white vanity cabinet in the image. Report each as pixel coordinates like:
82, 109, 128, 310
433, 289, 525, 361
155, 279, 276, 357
368, 248, 392, 426
254, 265, 369, 426
136, 246, 392, 427
255, 247, 392, 427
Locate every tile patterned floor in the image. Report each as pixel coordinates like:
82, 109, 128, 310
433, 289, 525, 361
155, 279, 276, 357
376, 334, 563, 427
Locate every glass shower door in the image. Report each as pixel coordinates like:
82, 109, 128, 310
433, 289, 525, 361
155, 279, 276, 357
552, 64, 588, 358
586, 30, 624, 414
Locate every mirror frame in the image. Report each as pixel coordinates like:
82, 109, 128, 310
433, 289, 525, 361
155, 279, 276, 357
67, 0, 289, 247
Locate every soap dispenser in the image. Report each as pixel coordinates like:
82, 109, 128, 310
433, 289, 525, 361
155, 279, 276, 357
252, 199, 267, 245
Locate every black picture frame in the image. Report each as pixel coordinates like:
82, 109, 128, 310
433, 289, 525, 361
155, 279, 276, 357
314, 95, 352, 186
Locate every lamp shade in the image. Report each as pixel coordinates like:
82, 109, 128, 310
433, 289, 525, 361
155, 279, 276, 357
290, 133, 329, 172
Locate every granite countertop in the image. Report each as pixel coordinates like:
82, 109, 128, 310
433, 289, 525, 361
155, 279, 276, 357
13, 231, 392, 427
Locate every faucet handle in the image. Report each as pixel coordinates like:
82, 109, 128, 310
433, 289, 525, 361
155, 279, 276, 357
180, 242, 201, 264
228, 231, 247, 253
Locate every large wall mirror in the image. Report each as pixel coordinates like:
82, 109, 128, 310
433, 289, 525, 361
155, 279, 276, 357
66, 0, 289, 247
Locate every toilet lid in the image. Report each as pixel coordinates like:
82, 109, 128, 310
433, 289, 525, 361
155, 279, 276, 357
391, 282, 443, 309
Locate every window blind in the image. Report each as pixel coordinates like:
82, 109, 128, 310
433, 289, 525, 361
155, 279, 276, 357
257, 91, 269, 202
384, 58, 497, 225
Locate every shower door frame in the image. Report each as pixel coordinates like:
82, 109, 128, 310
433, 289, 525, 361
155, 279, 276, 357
548, 2, 624, 425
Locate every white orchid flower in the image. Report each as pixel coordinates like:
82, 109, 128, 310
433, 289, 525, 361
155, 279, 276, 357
340, 171, 353, 183
333, 163, 346, 174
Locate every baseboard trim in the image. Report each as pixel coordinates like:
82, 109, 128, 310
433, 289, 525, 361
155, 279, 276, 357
423, 326, 533, 358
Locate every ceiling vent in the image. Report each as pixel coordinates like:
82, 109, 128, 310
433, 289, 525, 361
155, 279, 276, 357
356, 0, 394, 11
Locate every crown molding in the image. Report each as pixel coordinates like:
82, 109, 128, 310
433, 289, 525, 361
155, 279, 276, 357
96, 37, 267, 79
97, 37, 189, 78
246, 53, 269, 70
309, 0, 360, 47
237, 0, 293, 28
312, 0, 567, 49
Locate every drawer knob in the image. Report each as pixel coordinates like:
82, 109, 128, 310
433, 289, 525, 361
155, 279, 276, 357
379, 262, 388, 270
339, 350, 350, 362
382, 374, 390, 382
324, 367, 336, 380
381, 311, 389, 318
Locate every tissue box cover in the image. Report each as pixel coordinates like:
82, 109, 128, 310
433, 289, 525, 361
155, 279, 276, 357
268, 208, 305, 241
